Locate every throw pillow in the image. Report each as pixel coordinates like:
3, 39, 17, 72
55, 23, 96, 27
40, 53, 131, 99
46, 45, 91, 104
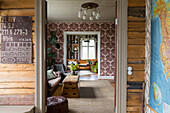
47, 69, 56, 80
68, 61, 73, 65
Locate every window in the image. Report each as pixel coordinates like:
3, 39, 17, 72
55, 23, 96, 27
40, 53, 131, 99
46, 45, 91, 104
81, 40, 96, 59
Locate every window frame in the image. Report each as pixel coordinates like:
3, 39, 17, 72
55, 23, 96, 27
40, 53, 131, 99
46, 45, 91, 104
81, 40, 96, 59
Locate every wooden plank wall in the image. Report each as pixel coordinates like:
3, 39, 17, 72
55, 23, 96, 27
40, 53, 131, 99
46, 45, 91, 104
0, 0, 35, 105
127, 0, 145, 112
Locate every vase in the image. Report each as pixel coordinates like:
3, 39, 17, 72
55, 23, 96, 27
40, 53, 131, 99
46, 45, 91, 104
71, 70, 76, 75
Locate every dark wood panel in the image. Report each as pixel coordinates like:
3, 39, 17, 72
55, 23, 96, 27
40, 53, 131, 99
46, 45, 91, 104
127, 71, 145, 82
128, 16, 145, 22
128, 32, 145, 38
128, 0, 145, 7
128, 45, 145, 58
0, 0, 35, 105
128, 64, 145, 71
0, 1, 34, 9
128, 58, 145, 62
128, 7, 145, 19
128, 58, 145, 64
0, 9, 34, 16
127, 106, 141, 112
127, 0, 146, 112
127, 92, 142, 105
128, 38, 145, 45
128, 22, 145, 32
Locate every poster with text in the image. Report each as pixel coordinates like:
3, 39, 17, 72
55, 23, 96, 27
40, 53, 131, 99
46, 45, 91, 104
0, 16, 32, 63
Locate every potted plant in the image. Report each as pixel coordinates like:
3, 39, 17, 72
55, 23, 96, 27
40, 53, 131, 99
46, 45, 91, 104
47, 31, 60, 70
91, 62, 98, 73
70, 63, 79, 75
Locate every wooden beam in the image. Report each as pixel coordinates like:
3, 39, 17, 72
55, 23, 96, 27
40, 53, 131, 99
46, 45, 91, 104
0, 1, 35, 9
128, 32, 145, 38
128, 0, 145, 7
127, 71, 145, 82
0, 82, 35, 89
128, 64, 145, 71
0, 89, 35, 95
128, 45, 145, 58
0, 9, 34, 16
128, 38, 145, 45
0, 64, 35, 71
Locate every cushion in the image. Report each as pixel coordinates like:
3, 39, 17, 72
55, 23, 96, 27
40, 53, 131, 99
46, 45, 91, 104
53, 71, 60, 78
47, 69, 56, 80
48, 77, 61, 88
68, 61, 72, 65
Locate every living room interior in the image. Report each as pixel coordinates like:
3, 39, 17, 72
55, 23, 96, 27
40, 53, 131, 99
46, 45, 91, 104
0, 0, 156, 113
46, 0, 116, 112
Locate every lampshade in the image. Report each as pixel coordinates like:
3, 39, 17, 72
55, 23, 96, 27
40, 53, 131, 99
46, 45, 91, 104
78, 2, 100, 21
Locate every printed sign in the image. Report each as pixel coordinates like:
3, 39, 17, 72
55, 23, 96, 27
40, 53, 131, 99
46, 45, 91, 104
0, 16, 32, 63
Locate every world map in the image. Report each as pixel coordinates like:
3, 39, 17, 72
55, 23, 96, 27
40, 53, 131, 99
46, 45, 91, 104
149, 0, 170, 112
153, 0, 170, 82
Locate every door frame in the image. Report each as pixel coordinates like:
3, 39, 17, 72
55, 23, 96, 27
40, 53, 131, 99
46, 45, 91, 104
115, 0, 128, 113
35, 0, 128, 112
35, 0, 46, 112
63, 31, 103, 79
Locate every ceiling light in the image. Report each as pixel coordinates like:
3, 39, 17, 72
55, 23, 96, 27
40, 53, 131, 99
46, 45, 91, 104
78, 2, 100, 21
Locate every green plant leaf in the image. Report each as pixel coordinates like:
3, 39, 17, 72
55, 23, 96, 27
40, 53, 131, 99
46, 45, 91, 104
50, 31, 56, 36
48, 53, 52, 57
50, 38, 56, 46
52, 58, 55, 63
56, 43, 60, 49
52, 52, 57, 58
47, 48, 51, 53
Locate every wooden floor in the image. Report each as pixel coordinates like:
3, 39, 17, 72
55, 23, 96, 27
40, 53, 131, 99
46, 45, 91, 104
53, 70, 114, 96
79, 70, 114, 86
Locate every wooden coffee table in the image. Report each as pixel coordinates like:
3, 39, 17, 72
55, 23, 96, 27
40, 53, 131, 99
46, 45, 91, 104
62, 75, 80, 98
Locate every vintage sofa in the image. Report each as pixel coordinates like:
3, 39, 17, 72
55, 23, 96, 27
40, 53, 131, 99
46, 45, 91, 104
47, 64, 69, 96
67, 59, 98, 70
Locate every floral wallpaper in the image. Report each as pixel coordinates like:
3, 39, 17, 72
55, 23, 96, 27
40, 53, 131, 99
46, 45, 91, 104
47, 22, 115, 76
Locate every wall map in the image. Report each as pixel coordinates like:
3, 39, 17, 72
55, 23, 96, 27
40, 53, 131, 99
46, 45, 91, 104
0, 16, 32, 63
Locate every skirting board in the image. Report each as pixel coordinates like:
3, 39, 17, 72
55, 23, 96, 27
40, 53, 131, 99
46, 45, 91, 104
98, 76, 114, 80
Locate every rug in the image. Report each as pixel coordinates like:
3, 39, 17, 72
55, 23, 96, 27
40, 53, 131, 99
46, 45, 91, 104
68, 80, 114, 113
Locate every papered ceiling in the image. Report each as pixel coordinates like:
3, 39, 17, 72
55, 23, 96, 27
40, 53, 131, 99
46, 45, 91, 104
47, 0, 115, 22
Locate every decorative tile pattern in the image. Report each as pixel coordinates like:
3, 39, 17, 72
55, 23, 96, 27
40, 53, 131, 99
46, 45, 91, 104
47, 22, 115, 76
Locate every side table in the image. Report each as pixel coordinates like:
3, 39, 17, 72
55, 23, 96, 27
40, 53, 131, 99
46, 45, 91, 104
62, 75, 80, 98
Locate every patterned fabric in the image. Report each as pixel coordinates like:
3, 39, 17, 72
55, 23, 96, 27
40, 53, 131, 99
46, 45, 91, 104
47, 22, 115, 76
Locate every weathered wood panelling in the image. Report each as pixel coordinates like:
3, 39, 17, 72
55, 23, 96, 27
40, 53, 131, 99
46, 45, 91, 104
127, 0, 145, 112
0, 0, 35, 105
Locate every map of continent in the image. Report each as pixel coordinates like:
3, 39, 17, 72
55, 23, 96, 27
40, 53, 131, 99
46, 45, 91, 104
149, 0, 170, 112
153, 0, 170, 82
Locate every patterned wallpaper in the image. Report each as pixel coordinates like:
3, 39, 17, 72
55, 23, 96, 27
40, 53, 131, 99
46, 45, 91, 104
47, 22, 115, 76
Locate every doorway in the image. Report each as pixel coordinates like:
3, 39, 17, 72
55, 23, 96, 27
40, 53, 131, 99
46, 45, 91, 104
63, 31, 101, 79
35, 0, 128, 113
